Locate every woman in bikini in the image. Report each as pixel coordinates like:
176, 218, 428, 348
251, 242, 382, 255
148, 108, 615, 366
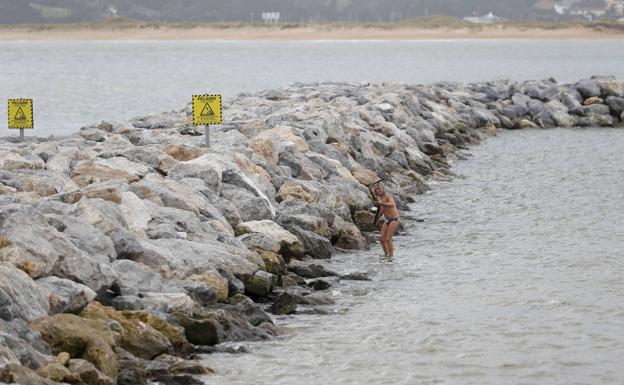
373, 183, 399, 258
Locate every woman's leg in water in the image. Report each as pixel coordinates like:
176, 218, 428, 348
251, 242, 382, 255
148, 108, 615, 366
386, 220, 399, 257
380, 222, 389, 256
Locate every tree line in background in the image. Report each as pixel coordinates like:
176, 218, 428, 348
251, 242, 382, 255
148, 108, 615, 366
0, 0, 618, 24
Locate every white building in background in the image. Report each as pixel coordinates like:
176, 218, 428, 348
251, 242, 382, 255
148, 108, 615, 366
554, 0, 611, 18
262, 12, 281, 24
554, 0, 577, 14
463, 12, 506, 24
607, 0, 624, 15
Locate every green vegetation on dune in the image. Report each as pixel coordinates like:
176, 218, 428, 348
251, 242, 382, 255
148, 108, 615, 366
0, 16, 623, 34
29, 4, 72, 20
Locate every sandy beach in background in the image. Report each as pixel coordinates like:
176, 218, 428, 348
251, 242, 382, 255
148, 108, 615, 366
1, 25, 623, 41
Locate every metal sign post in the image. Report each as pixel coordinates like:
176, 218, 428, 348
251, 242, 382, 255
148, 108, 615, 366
192, 94, 222, 149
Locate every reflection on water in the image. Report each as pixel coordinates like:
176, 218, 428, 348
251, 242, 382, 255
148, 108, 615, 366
205, 128, 624, 385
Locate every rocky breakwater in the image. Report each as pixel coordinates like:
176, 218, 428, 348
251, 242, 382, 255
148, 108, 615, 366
1, 75, 623, 385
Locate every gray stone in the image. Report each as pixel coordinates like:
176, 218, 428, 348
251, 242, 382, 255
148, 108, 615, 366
51, 249, 118, 297
118, 146, 178, 174
276, 213, 331, 238
238, 232, 281, 254
45, 214, 116, 264
220, 183, 274, 222
206, 196, 242, 228
592, 75, 624, 97
0, 319, 51, 359
179, 281, 218, 307
307, 279, 332, 291
244, 271, 277, 297
283, 225, 333, 259
0, 264, 49, 322
36, 276, 96, 314
235, 220, 304, 259
125, 238, 261, 281
533, 100, 576, 128
0, 364, 59, 385
605, 96, 624, 116
527, 98, 545, 117
111, 295, 145, 311
0, 333, 49, 370
582, 104, 611, 116
576, 79, 602, 99
0, 206, 84, 279
130, 113, 179, 129
146, 204, 204, 241
167, 155, 223, 195
332, 218, 368, 250
131, 174, 220, 219
561, 93, 584, 115
340, 272, 372, 281
511, 93, 532, 115
111, 260, 164, 296
67, 358, 115, 385
291, 264, 338, 278
578, 114, 616, 127
268, 292, 302, 315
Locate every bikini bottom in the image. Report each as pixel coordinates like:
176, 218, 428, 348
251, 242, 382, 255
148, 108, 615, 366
385, 217, 398, 225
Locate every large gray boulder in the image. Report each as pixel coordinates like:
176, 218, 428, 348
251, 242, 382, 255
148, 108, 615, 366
283, 225, 333, 259
235, 220, 304, 259
72, 197, 130, 235
0, 340, 19, 369
0, 264, 49, 322
111, 260, 165, 296
591, 75, 624, 97
244, 271, 277, 297
533, 101, 577, 128
117, 145, 178, 175
145, 204, 204, 241
131, 174, 222, 220
0, 206, 86, 279
578, 114, 616, 127
576, 79, 602, 99
220, 184, 274, 222
582, 104, 611, 116
238, 233, 281, 254
52, 251, 118, 297
332, 217, 368, 250
124, 238, 261, 281
36, 276, 96, 314
605, 96, 624, 116
167, 154, 223, 195
561, 93, 584, 115
45, 214, 117, 264
510, 93, 532, 116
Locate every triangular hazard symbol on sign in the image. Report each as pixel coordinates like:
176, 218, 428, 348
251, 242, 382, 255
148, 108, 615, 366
15, 107, 27, 121
200, 103, 215, 117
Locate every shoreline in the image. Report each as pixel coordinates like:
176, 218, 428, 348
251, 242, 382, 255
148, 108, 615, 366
1, 25, 623, 42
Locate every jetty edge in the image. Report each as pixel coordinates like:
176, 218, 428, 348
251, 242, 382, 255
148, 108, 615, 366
1, 75, 623, 385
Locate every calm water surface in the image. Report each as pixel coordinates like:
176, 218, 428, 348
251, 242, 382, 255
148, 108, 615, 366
1, 40, 624, 135
205, 128, 624, 385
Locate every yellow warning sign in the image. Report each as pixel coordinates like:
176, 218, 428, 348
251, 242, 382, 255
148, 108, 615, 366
8, 99, 34, 129
192, 95, 222, 126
